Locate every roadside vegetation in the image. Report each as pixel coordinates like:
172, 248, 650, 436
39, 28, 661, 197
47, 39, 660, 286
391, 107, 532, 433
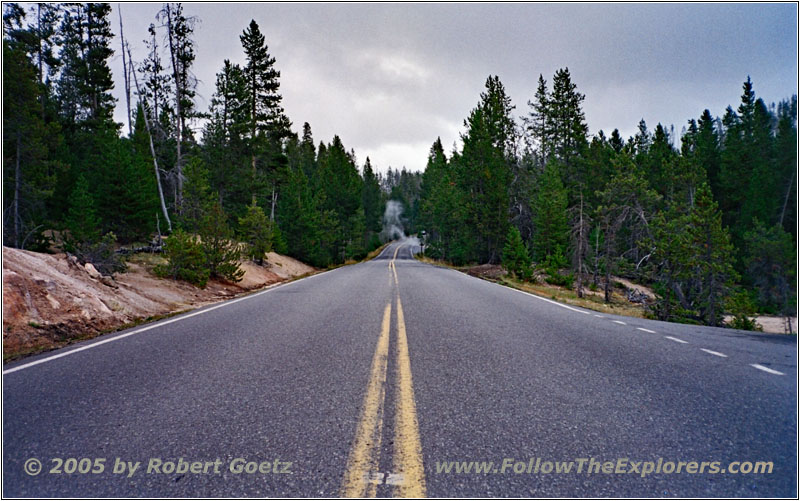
3, 3, 795, 335
415, 72, 796, 333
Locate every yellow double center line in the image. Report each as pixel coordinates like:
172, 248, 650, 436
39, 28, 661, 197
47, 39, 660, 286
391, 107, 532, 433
389, 245, 400, 285
343, 245, 426, 498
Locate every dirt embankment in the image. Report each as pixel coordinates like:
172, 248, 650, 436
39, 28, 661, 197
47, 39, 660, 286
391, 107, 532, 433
2, 247, 315, 360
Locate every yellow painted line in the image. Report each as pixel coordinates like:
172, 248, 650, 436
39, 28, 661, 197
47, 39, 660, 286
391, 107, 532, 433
341, 303, 392, 498
390, 244, 401, 285
393, 297, 426, 498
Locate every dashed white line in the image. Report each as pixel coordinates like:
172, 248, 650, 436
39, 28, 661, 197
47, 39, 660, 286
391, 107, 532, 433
593, 314, 604, 318
664, 336, 688, 344
612, 320, 627, 325
700, 348, 728, 358
750, 364, 785, 376
636, 327, 656, 333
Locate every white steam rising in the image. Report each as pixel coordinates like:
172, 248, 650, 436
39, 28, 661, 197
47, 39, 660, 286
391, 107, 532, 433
380, 200, 406, 242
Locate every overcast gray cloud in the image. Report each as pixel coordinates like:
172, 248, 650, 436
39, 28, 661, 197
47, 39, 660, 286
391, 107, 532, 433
110, 2, 797, 172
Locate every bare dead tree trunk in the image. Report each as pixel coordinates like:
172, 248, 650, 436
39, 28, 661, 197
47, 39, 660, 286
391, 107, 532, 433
165, 4, 183, 212
603, 224, 615, 303
118, 5, 132, 136
14, 134, 21, 248
37, 4, 45, 121
592, 224, 599, 286
128, 45, 172, 232
575, 193, 585, 298
780, 168, 795, 227
270, 185, 277, 222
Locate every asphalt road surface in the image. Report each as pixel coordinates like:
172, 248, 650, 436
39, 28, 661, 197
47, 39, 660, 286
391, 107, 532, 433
3, 239, 796, 497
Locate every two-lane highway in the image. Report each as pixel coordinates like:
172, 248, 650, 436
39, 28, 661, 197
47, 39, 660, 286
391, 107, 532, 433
3, 239, 796, 497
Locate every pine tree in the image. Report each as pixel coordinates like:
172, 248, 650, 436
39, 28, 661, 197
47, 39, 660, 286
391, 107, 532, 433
361, 157, 382, 234
64, 173, 100, 245
775, 96, 797, 236
179, 156, 212, 233
651, 184, 737, 325
203, 59, 250, 218
238, 201, 272, 265
456, 75, 516, 263
155, 228, 209, 287
744, 221, 796, 324
525, 74, 549, 168
532, 160, 568, 262
276, 164, 318, 264
545, 68, 588, 173
199, 201, 243, 282
3, 38, 58, 249
502, 226, 532, 280
596, 156, 660, 302
240, 19, 291, 210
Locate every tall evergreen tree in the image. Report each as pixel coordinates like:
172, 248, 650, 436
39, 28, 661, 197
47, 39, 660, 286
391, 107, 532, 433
361, 157, 382, 234
456, 75, 516, 263
532, 160, 568, 262
3, 38, 59, 248
240, 19, 291, 212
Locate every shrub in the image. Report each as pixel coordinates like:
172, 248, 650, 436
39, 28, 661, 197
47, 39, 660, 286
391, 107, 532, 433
238, 202, 272, 265
726, 289, 762, 332
502, 226, 532, 281
154, 229, 209, 287
199, 202, 244, 282
543, 244, 570, 286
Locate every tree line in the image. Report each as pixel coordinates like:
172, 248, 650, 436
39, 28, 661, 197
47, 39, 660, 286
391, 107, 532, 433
3, 3, 796, 327
417, 70, 796, 327
3, 3, 419, 276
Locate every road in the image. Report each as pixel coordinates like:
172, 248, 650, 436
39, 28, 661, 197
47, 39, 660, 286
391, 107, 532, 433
3, 239, 797, 497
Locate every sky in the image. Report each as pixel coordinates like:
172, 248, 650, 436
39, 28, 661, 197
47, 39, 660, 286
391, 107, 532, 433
108, 2, 798, 173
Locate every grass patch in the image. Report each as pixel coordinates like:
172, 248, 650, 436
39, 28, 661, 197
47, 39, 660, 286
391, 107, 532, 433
416, 254, 648, 319
126, 252, 168, 270
501, 277, 647, 318
364, 242, 391, 262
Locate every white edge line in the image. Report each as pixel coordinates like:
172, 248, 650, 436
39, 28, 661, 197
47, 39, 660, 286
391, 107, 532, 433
612, 320, 627, 325
700, 348, 728, 358
636, 327, 656, 333
425, 258, 591, 315
750, 363, 785, 375
664, 336, 689, 344
3, 270, 328, 375
491, 282, 591, 314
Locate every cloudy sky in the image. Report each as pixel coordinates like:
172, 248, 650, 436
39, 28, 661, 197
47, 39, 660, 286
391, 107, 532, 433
109, 3, 797, 173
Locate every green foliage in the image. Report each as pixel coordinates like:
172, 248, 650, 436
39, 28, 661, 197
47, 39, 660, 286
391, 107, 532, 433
532, 160, 569, 262
650, 184, 738, 325
3, 9, 797, 336
199, 201, 244, 282
238, 201, 272, 265
543, 245, 573, 287
455, 75, 516, 264
725, 289, 762, 331
155, 229, 209, 287
502, 226, 532, 280
180, 157, 213, 233
63, 174, 100, 247
743, 220, 796, 316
